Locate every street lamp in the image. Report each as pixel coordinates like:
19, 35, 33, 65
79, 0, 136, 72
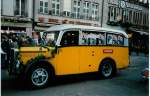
100, 0, 104, 27
32, 0, 35, 31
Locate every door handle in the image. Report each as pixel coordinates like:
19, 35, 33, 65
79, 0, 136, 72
92, 51, 95, 56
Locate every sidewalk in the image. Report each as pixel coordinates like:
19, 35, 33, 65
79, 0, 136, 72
129, 52, 149, 68
130, 52, 149, 57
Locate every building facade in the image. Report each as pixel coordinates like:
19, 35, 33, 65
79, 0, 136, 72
33, 0, 148, 31
1, 0, 149, 53
103, 0, 149, 30
1, 0, 33, 36
102, 0, 149, 54
1, 0, 148, 34
33, 0, 102, 31
33, 0, 149, 54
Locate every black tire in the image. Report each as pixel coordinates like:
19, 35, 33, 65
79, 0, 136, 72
99, 60, 116, 78
26, 65, 51, 89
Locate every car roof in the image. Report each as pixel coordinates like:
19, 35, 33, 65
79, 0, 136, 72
46, 24, 128, 38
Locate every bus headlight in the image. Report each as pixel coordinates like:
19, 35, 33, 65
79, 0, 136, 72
16, 60, 20, 69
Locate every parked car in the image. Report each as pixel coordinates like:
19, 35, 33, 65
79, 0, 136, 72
141, 68, 149, 80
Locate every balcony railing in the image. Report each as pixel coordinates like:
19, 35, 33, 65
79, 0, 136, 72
128, 0, 149, 8
37, 9, 100, 21
14, 10, 28, 17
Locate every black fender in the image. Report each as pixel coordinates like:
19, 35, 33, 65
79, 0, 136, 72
99, 57, 116, 70
24, 58, 55, 78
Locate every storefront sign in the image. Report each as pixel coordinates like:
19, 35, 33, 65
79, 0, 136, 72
38, 17, 92, 27
76, 21, 91, 26
126, 2, 142, 10
48, 18, 59, 23
68, 21, 74, 24
2, 22, 32, 28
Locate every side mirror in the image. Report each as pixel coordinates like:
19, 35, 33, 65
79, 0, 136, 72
54, 46, 59, 54
41, 45, 50, 51
51, 46, 59, 58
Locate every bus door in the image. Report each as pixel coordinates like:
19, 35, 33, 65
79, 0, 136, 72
56, 30, 80, 75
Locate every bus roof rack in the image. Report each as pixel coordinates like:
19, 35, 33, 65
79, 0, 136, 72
46, 24, 128, 38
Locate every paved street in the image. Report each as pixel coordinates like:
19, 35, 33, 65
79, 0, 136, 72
1, 54, 149, 96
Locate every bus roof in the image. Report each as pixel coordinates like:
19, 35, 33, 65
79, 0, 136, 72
46, 24, 128, 38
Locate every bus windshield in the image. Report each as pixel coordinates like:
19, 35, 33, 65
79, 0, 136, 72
41, 31, 59, 47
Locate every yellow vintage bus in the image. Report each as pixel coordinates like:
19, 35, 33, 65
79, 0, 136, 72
8, 24, 129, 88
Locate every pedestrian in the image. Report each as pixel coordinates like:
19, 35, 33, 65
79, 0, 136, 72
39, 35, 47, 46
1, 35, 11, 65
26, 36, 35, 46
11, 36, 19, 48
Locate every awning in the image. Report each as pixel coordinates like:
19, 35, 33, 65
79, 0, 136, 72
128, 28, 149, 35
1, 22, 32, 28
134, 30, 149, 35
34, 26, 49, 32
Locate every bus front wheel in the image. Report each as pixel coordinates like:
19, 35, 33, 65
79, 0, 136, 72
27, 65, 51, 88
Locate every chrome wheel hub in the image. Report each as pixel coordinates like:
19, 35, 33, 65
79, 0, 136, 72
31, 68, 48, 86
102, 63, 112, 77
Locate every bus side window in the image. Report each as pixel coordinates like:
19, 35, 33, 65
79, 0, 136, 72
118, 35, 124, 45
124, 38, 128, 46
107, 34, 113, 45
79, 31, 90, 45
112, 34, 118, 45
107, 34, 119, 45
97, 33, 105, 45
80, 31, 106, 46
82, 32, 88, 45
60, 31, 79, 46
88, 33, 97, 45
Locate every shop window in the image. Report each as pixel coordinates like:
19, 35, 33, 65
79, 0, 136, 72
60, 31, 79, 46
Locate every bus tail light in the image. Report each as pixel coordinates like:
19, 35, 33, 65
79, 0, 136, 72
103, 49, 113, 53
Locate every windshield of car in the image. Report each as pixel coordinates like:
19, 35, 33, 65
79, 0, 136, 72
41, 31, 59, 47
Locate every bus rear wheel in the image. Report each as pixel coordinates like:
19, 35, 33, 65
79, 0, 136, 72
99, 60, 116, 78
